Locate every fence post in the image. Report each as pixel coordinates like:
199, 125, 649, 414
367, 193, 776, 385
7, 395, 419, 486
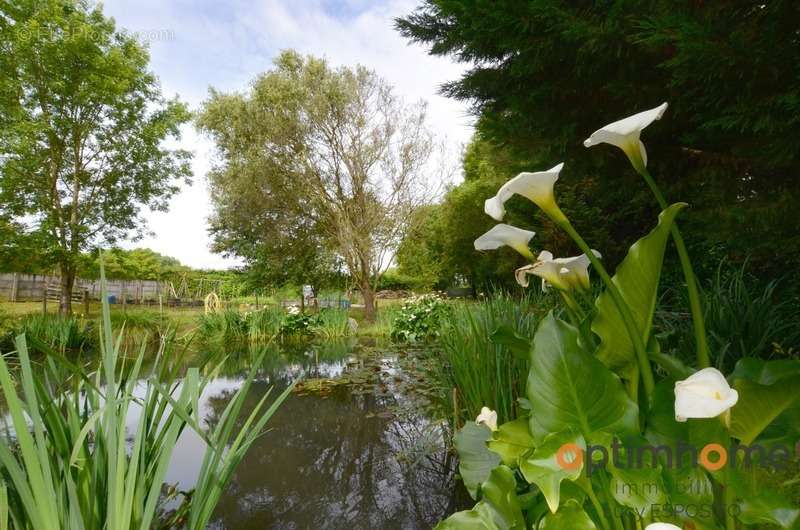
42, 283, 47, 314
121, 281, 127, 310
83, 289, 89, 316
10, 273, 19, 302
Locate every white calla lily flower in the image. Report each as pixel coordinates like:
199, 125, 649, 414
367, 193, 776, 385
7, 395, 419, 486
674, 367, 739, 423
645, 524, 681, 530
583, 103, 668, 174
516, 250, 601, 291
474, 224, 536, 260
484, 163, 564, 221
475, 406, 498, 431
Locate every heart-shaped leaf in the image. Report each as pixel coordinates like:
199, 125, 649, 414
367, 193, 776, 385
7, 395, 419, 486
538, 499, 597, 529
488, 417, 535, 467
592, 203, 686, 375
519, 430, 585, 513
729, 375, 800, 445
434, 465, 525, 530
527, 313, 638, 443
490, 326, 532, 361
481, 465, 526, 529
608, 463, 667, 518
455, 422, 501, 499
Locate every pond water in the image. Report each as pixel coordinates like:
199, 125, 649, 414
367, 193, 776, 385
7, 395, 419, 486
148, 338, 468, 529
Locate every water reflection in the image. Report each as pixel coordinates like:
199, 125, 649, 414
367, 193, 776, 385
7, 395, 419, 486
164, 339, 468, 529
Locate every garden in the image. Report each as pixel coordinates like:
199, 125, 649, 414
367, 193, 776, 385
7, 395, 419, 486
1, 1, 799, 529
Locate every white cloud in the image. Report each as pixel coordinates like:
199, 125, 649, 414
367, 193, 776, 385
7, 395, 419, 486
104, 0, 473, 269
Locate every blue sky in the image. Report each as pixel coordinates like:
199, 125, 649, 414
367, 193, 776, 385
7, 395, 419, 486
102, 0, 474, 269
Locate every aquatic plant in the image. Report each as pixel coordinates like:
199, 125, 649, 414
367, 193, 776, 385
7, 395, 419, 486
312, 308, 353, 339
10, 313, 94, 353
0, 268, 292, 529
659, 259, 800, 371
436, 293, 546, 426
438, 104, 800, 529
390, 293, 450, 342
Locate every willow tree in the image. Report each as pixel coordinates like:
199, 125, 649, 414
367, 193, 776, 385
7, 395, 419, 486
198, 51, 433, 321
0, 0, 191, 313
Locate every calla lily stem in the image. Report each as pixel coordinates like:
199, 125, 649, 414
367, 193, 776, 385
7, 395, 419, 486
556, 214, 656, 399
639, 168, 711, 368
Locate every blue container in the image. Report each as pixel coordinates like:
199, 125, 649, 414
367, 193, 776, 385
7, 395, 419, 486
108, 295, 117, 304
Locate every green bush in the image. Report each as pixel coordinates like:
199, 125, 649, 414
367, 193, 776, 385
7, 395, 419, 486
389, 293, 450, 341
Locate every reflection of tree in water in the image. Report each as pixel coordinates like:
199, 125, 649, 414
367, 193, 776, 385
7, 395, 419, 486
202, 366, 467, 529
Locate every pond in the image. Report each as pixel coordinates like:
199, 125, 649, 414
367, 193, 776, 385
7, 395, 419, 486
141, 338, 469, 529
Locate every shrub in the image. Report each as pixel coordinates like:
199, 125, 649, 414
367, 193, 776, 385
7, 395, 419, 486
389, 293, 450, 342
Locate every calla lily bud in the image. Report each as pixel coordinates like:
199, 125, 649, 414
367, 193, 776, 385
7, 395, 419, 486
475, 406, 498, 431
674, 367, 739, 423
516, 250, 601, 291
484, 164, 564, 221
474, 224, 536, 260
584, 103, 668, 174
645, 524, 681, 530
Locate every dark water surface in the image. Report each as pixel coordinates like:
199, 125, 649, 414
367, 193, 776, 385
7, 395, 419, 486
151, 340, 467, 529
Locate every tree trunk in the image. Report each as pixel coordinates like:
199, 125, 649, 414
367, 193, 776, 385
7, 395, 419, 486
59, 263, 75, 315
362, 281, 376, 322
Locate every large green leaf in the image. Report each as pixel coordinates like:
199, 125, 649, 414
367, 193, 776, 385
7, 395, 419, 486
434, 466, 525, 530
730, 358, 800, 385
729, 375, 800, 445
592, 203, 686, 375
434, 503, 498, 530
730, 358, 800, 444
726, 468, 800, 529
455, 422, 502, 499
538, 499, 597, 530
519, 430, 584, 513
490, 326, 533, 361
526, 314, 638, 443
608, 463, 667, 518
481, 466, 526, 530
488, 418, 535, 467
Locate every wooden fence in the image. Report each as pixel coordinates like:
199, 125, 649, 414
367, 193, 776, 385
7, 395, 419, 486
0, 273, 164, 303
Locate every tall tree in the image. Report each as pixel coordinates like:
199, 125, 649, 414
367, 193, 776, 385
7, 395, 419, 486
0, 0, 191, 313
396, 1, 800, 278
198, 51, 434, 321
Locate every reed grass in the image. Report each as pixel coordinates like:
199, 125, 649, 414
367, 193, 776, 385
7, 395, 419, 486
434, 292, 554, 425
0, 267, 293, 529
312, 309, 352, 340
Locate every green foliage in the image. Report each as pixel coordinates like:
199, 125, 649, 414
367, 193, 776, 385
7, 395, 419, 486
0, 273, 291, 529
197, 50, 433, 321
397, 137, 609, 290
197, 307, 353, 346
0, 0, 192, 311
527, 315, 639, 443
389, 293, 450, 342
396, 1, 800, 282
14, 314, 93, 353
431, 104, 800, 529
312, 309, 352, 340
593, 203, 685, 376
432, 293, 551, 425
657, 260, 800, 370
79, 248, 188, 281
